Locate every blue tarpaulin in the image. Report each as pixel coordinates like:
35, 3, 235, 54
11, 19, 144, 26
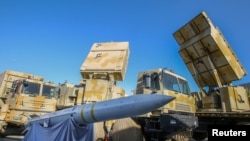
23, 117, 94, 141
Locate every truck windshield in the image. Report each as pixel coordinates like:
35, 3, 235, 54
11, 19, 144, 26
162, 72, 190, 95
178, 78, 191, 95
42, 85, 56, 98
22, 81, 41, 95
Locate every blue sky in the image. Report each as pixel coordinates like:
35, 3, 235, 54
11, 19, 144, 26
1, 0, 250, 95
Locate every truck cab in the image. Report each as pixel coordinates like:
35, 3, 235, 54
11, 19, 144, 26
135, 68, 198, 140
0, 70, 57, 136
136, 68, 196, 115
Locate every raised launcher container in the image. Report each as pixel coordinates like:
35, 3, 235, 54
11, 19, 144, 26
173, 11, 247, 87
80, 42, 129, 81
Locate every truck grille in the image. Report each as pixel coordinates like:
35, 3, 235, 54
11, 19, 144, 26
175, 103, 191, 112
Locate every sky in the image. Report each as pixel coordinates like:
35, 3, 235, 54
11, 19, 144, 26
1, 0, 250, 95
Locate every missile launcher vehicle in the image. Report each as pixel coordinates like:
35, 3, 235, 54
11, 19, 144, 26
0, 70, 57, 136
54, 42, 130, 140
173, 11, 250, 140
53, 42, 199, 141
134, 68, 198, 141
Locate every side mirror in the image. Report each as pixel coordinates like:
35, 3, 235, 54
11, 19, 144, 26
23, 80, 29, 87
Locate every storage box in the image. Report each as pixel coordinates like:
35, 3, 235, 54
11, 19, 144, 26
80, 42, 129, 81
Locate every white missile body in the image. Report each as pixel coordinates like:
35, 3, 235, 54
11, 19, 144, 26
24, 94, 175, 127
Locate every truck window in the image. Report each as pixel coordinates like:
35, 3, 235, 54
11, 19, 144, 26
162, 72, 191, 95
22, 82, 40, 95
177, 78, 191, 95
42, 85, 56, 98
163, 73, 179, 92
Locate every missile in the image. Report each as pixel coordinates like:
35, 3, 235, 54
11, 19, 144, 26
24, 94, 175, 127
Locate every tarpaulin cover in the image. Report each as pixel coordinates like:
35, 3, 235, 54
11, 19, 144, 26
22, 117, 94, 141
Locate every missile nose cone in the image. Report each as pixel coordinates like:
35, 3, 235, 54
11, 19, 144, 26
149, 94, 175, 109
160, 94, 176, 104
124, 94, 175, 117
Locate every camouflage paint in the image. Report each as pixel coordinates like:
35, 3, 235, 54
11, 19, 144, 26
80, 42, 129, 81
0, 70, 57, 133
135, 68, 196, 116
173, 11, 247, 87
173, 11, 250, 113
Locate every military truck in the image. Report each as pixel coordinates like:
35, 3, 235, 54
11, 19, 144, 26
55, 42, 200, 141
55, 42, 129, 140
134, 68, 198, 141
0, 70, 57, 136
173, 11, 250, 140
